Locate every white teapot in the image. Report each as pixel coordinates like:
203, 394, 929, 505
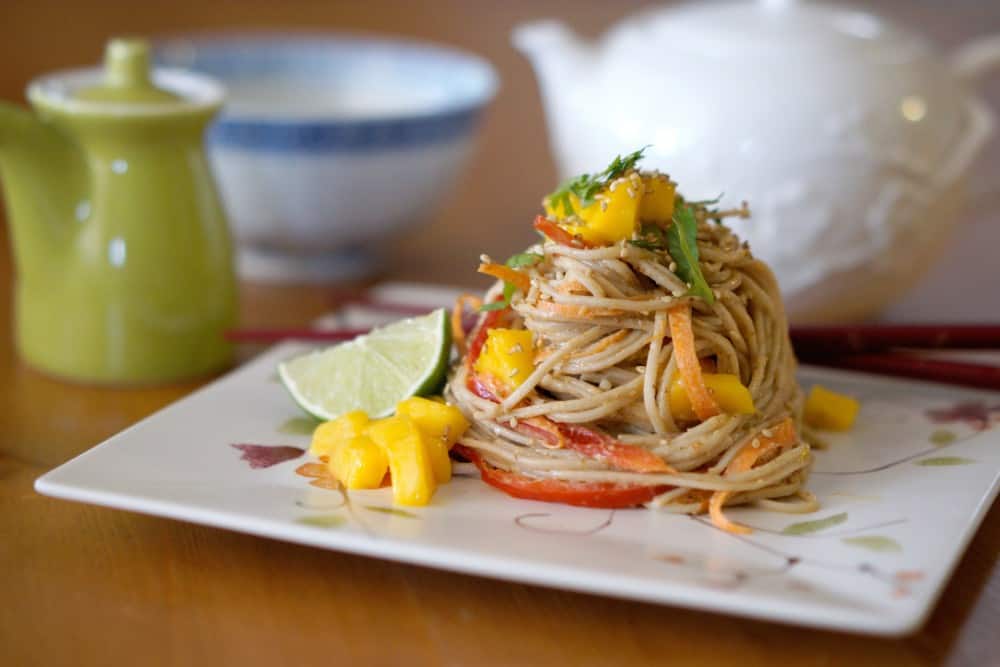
514, 1, 1000, 322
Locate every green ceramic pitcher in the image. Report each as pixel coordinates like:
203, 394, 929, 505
0, 38, 237, 384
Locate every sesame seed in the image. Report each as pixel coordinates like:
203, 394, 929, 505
479, 254, 492, 264
762, 428, 774, 437
752, 438, 761, 448
668, 262, 677, 272
510, 344, 523, 354
635, 365, 646, 373
508, 368, 519, 378
510, 417, 519, 428
599, 378, 612, 390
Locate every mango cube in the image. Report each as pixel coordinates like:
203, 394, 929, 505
544, 178, 642, 245
670, 373, 756, 422
473, 329, 535, 392
327, 436, 389, 490
311, 410, 369, 457
639, 174, 676, 224
804, 385, 859, 432
396, 397, 470, 483
396, 397, 470, 448
366, 415, 436, 506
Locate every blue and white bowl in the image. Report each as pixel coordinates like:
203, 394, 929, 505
156, 34, 498, 282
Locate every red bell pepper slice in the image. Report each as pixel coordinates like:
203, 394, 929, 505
454, 445, 669, 508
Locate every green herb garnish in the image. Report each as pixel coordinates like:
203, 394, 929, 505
478, 253, 543, 312
546, 146, 650, 218
480, 281, 517, 312
687, 192, 724, 207
666, 205, 715, 305
505, 252, 544, 268
627, 223, 669, 251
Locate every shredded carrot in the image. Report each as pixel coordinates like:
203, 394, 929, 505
478, 262, 532, 292
668, 304, 720, 422
533, 215, 593, 248
572, 330, 629, 358
534, 300, 625, 319
709, 417, 797, 534
451, 294, 482, 357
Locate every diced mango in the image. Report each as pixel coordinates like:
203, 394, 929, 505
366, 416, 436, 506
396, 397, 470, 483
327, 435, 389, 490
803, 385, 859, 432
395, 399, 463, 484
473, 329, 535, 392
575, 178, 641, 244
397, 397, 470, 448
670, 373, 756, 421
544, 179, 642, 245
639, 174, 676, 224
310, 410, 369, 457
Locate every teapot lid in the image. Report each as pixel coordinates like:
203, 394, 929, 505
606, 0, 929, 63
27, 37, 223, 115
73, 39, 183, 104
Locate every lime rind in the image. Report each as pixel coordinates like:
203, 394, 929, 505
278, 308, 451, 421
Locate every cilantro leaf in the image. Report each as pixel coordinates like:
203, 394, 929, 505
627, 223, 668, 251
478, 300, 508, 312
687, 192, 724, 207
478, 280, 519, 312
506, 252, 543, 268
666, 205, 715, 304
603, 145, 650, 181
545, 146, 650, 217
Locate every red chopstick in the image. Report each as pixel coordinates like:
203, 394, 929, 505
789, 324, 1000, 354
798, 353, 1000, 390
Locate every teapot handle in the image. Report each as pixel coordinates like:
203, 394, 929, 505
952, 34, 1000, 81
942, 35, 1000, 200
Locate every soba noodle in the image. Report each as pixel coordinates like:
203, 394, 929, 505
446, 192, 816, 532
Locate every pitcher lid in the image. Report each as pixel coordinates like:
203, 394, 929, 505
72, 39, 184, 104
27, 37, 223, 116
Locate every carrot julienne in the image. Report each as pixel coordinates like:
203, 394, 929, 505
478, 262, 532, 293
708, 417, 797, 534
533, 215, 593, 248
668, 304, 721, 421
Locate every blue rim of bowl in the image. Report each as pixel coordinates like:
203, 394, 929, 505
154, 32, 499, 153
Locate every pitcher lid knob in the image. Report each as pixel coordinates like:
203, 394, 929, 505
73, 37, 183, 104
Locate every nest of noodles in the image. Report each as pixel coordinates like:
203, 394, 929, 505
446, 210, 816, 533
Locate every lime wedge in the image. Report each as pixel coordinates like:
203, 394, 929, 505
279, 308, 451, 420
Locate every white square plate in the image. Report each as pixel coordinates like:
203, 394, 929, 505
36, 338, 1000, 637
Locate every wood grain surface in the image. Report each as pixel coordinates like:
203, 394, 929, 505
2, 1, 999, 665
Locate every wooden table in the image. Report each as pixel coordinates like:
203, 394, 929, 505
2, 1, 999, 665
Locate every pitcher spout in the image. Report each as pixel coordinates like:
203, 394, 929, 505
0, 102, 88, 272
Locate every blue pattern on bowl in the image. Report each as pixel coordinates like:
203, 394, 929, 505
155, 34, 497, 153
207, 108, 481, 153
